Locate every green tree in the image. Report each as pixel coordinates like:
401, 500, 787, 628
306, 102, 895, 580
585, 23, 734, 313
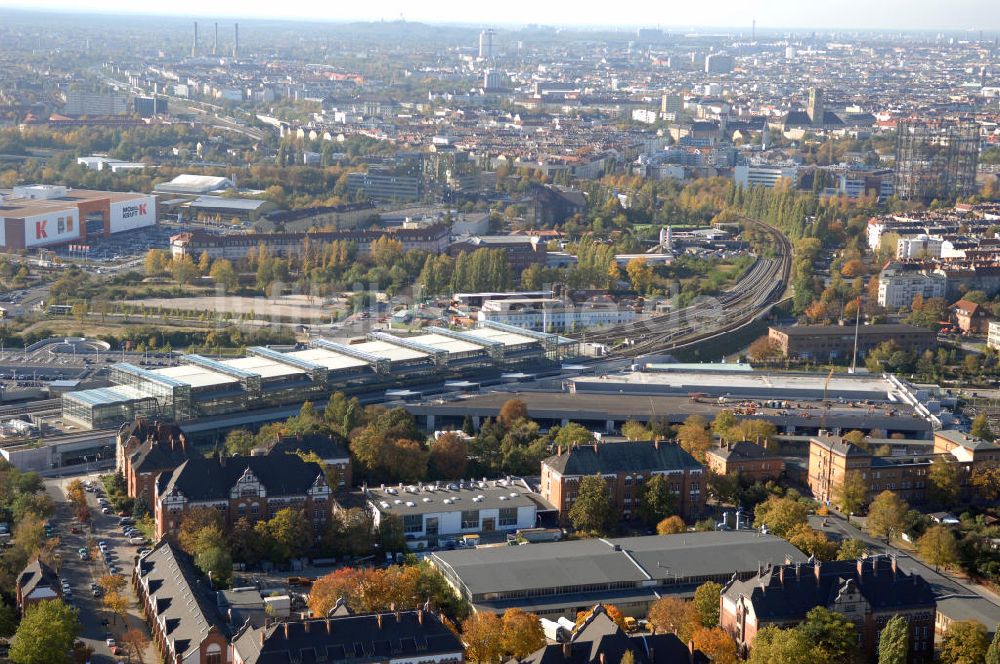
752, 495, 809, 537
834, 473, 868, 516
927, 457, 962, 507
621, 420, 652, 441
866, 491, 908, 542
878, 615, 909, 664
939, 621, 989, 664
972, 413, 995, 442
676, 414, 712, 462
324, 392, 361, 437
637, 474, 677, 526
170, 255, 199, 285
554, 423, 595, 448
0, 597, 17, 637
10, 599, 81, 664
568, 474, 616, 535
747, 626, 826, 664
836, 539, 867, 561
798, 606, 859, 664
209, 259, 239, 293
985, 627, 1000, 664
917, 525, 959, 571
224, 428, 256, 456
692, 581, 723, 628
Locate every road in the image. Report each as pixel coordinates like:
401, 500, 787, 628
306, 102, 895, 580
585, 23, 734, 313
44, 474, 156, 664
812, 512, 1000, 607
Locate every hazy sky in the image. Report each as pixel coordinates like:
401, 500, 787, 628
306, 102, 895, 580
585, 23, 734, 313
0, 0, 998, 31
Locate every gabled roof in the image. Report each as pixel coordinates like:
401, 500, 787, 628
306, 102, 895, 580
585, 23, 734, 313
159, 454, 325, 502
231, 610, 463, 664
268, 433, 350, 462
513, 605, 707, 664
723, 557, 935, 622
707, 441, 780, 462
543, 440, 702, 476
17, 558, 60, 601
135, 541, 229, 659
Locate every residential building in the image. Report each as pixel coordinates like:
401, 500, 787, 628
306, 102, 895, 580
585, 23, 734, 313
230, 609, 465, 664
154, 454, 331, 539
61, 91, 128, 116
448, 235, 548, 275
133, 541, 231, 664
430, 531, 806, 618
540, 440, 705, 523
988, 320, 1000, 350
721, 557, 936, 663
949, 298, 991, 335
512, 604, 708, 664
877, 263, 948, 309
704, 53, 734, 74
15, 559, 61, 612
767, 324, 936, 361
118, 419, 193, 507
897, 236, 943, 260
364, 478, 546, 547
807, 430, 1000, 509
704, 442, 785, 482
932, 430, 1000, 464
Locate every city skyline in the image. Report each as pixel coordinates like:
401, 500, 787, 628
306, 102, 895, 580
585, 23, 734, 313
1, 0, 999, 32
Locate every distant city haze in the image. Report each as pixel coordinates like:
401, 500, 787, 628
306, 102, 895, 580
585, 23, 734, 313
1, 0, 998, 31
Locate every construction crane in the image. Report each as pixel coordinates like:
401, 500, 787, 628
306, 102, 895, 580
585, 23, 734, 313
820, 367, 834, 431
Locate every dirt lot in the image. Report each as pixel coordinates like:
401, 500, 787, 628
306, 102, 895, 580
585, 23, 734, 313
124, 294, 340, 322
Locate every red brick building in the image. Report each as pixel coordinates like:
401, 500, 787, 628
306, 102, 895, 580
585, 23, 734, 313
134, 541, 230, 664
540, 440, 705, 523
15, 559, 61, 612
118, 419, 192, 507
950, 299, 991, 335
704, 442, 785, 482
154, 454, 331, 539
721, 557, 936, 663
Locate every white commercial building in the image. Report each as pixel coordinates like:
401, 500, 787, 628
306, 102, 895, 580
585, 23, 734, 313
478, 298, 636, 333
366, 479, 541, 546
734, 163, 799, 189
877, 263, 948, 309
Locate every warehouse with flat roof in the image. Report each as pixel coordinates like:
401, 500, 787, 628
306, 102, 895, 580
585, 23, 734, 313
429, 531, 807, 618
0, 185, 156, 250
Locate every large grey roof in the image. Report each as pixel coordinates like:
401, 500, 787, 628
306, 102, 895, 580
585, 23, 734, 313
135, 541, 228, 659
431, 531, 806, 597
543, 441, 702, 477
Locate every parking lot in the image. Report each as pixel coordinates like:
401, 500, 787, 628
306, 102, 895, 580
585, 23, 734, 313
44, 474, 156, 664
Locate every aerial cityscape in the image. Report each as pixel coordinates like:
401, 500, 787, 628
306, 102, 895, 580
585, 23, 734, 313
1, 4, 1000, 664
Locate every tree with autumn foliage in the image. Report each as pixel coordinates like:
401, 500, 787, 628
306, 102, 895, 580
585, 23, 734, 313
429, 432, 469, 480
462, 612, 504, 664
498, 399, 529, 427
500, 608, 546, 660
647, 597, 699, 643
656, 515, 687, 535
692, 627, 739, 664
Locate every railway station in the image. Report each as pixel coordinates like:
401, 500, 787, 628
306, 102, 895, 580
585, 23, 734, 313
405, 364, 955, 438
58, 322, 570, 430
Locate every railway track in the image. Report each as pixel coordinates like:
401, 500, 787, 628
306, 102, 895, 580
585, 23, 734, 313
575, 219, 792, 358
0, 398, 63, 418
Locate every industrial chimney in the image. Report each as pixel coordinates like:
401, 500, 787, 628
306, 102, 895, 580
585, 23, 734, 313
214, 22, 218, 56
192, 22, 198, 58
233, 23, 239, 59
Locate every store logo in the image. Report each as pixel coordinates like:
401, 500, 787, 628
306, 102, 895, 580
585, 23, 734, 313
121, 203, 147, 219
35, 221, 47, 239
